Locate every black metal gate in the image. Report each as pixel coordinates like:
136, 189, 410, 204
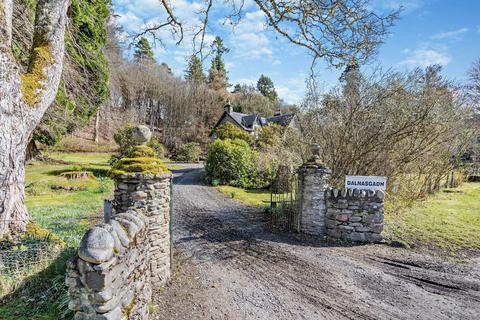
267, 165, 300, 232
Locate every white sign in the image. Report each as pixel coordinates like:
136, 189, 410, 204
345, 175, 387, 191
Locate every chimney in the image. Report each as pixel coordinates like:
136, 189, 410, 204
224, 103, 233, 114
274, 110, 281, 116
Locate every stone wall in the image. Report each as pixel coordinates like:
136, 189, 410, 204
325, 188, 384, 243
66, 173, 172, 319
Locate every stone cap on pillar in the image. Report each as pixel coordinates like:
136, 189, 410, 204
301, 144, 331, 171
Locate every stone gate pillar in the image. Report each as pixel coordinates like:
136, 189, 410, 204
298, 144, 331, 236
113, 173, 172, 285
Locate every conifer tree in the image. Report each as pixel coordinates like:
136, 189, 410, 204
208, 36, 229, 90
257, 74, 278, 102
185, 56, 205, 83
133, 37, 156, 63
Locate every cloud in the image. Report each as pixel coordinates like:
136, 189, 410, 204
371, 0, 424, 12
229, 10, 273, 59
400, 49, 451, 67
430, 28, 468, 40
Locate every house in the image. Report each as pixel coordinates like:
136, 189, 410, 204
210, 104, 299, 140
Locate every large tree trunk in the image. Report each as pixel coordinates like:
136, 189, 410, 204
0, 0, 69, 238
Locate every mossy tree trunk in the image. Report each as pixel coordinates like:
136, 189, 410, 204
0, 0, 69, 238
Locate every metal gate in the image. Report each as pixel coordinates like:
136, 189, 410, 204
267, 165, 301, 232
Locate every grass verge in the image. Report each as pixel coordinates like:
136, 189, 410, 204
384, 182, 480, 254
216, 185, 270, 207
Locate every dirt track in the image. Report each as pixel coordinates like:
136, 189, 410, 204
153, 164, 480, 320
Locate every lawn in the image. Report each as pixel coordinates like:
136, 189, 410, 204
216, 185, 271, 207
0, 152, 114, 319
384, 182, 480, 254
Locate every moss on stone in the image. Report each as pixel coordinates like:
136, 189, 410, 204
109, 157, 170, 178
122, 299, 136, 317
20, 33, 54, 107
126, 145, 156, 158
22, 222, 65, 246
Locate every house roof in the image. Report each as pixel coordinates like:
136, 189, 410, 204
210, 110, 296, 137
266, 112, 296, 126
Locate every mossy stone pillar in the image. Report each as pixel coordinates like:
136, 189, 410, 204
113, 173, 172, 285
298, 145, 332, 236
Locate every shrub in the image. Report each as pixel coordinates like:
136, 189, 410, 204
256, 123, 283, 150
212, 122, 254, 145
174, 142, 201, 162
205, 139, 256, 188
113, 124, 136, 154
148, 137, 167, 158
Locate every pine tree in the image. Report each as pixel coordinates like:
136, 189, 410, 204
257, 74, 278, 102
133, 37, 156, 63
185, 56, 205, 83
208, 36, 229, 90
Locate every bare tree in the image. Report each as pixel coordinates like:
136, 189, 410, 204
301, 66, 472, 207
467, 58, 480, 111
137, 0, 399, 69
0, 0, 70, 237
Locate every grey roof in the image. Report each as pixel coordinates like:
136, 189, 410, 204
267, 112, 296, 126
228, 112, 254, 131
241, 113, 260, 128
210, 110, 296, 137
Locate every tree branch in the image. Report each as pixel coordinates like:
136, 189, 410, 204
21, 0, 70, 123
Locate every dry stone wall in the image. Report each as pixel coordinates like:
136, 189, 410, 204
325, 188, 384, 243
297, 161, 385, 242
66, 173, 171, 320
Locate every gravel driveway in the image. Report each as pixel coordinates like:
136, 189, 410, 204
153, 164, 480, 320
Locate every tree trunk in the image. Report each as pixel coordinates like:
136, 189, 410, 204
0, 0, 70, 238
26, 139, 40, 161
94, 110, 100, 143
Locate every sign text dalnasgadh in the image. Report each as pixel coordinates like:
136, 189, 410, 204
345, 176, 387, 191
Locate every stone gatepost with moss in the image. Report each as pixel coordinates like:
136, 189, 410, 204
66, 126, 172, 319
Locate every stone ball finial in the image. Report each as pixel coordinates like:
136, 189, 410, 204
131, 125, 152, 145
78, 227, 115, 264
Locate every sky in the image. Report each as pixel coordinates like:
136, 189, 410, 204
112, 0, 480, 104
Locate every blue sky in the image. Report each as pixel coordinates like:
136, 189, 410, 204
112, 0, 480, 104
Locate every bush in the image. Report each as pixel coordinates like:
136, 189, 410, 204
148, 137, 167, 158
174, 142, 201, 162
205, 139, 257, 188
212, 122, 254, 145
256, 123, 283, 150
113, 124, 136, 154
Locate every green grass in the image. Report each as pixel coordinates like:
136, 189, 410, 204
384, 182, 480, 254
216, 185, 271, 207
47, 151, 112, 165
0, 152, 114, 319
